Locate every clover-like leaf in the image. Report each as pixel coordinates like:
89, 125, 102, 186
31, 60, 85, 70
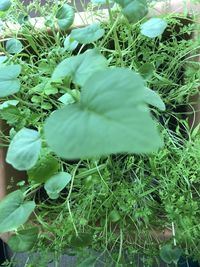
0, 65, 21, 97
6, 38, 23, 54
160, 244, 182, 264
140, 18, 168, 38
114, 0, 148, 23
52, 48, 108, 86
145, 88, 165, 111
8, 227, 39, 252
0, 0, 11, 11
64, 35, 78, 52
0, 190, 35, 233
56, 4, 75, 30
45, 68, 163, 159
44, 172, 71, 199
6, 128, 42, 170
70, 23, 105, 44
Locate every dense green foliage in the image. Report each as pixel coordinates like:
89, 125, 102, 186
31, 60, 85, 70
0, 0, 200, 266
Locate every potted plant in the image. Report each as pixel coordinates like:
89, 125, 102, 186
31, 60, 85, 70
0, 0, 200, 266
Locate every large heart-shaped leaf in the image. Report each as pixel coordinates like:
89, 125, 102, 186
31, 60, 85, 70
0, 65, 21, 97
6, 128, 42, 170
70, 24, 105, 44
0, 56, 7, 64
52, 48, 108, 87
8, 227, 39, 252
56, 4, 75, 30
0, 190, 35, 233
44, 172, 71, 199
6, 38, 23, 54
45, 68, 163, 159
0, 0, 11, 11
140, 18, 168, 38
160, 244, 182, 264
114, 0, 148, 23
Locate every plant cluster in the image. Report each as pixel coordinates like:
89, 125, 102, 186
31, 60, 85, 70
0, 0, 200, 266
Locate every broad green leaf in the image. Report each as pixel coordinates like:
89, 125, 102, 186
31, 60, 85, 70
77, 256, 96, 267
8, 227, 39, 252
6, 128, 41, 170
160, 244, 182, 264
0, 106, 21, 125
0, 0, 11, 11
0, 65, 21, 97
44, 172, 71, 199
0, 56, 7, 64
145, 88, 165, 111
0, 190, 35, 233
58, 93, 75, 105
45, 68, 163, 159
28, 152, 60, 183
114, 0, 148, 23
70, 233, 93, 248
56, 4, 75, 30
64, 35, 78, 51
6, 38, 23, 54
140, 18, 168, 38
109, 210, 121, 222
0, 100, 19, 110
52, 48, 108, 86
70, 24, 105, 44
139, 63, 155, 80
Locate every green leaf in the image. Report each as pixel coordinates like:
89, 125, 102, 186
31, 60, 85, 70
52, 48, 108, 87
109, 210, 121, 222
58, 93, 75, 105
0, 0, 11, 11
0, 190, 35, 233
28, 152, 60, 183
0, 106, 21, 125
45, 68, 163, 159
0, 56, 7, 64
64, 35, 78, 51
160, 244, 182, 264
70, 233, 93, 248
70, 23, 105, 44
139, 63, 155, 80
145, 88, 165, 111
77, 256, 96, 267
44, 172, 71, 199
6, 128, 42, 170
8, 227, 39, 252
0, 100, 19, 110
140, 18, 168, 38
0, 65, 21, 97
6, 38, 23, 54
56, 4, 75, 30
114, 0, 148, 24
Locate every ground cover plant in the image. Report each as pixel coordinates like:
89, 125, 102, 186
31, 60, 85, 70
0, 0, 200, 266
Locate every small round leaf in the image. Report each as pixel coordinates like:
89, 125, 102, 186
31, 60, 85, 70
70, 24, 105, 44
44, 172, 71, 199
56, 4, 75, 30
6, 38, 23, 54
140, 18, 168, 38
